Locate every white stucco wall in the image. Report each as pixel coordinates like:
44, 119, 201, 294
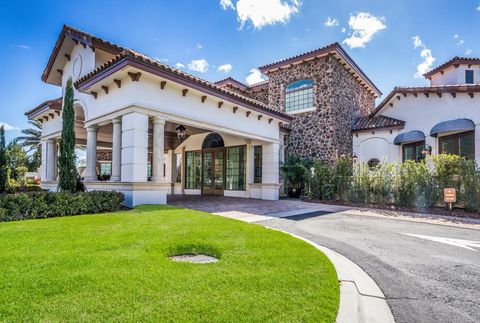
357, 92, 480, 164
430, 65, 480, 86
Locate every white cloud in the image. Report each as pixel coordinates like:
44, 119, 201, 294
220, 0, 234, 10
324, 17, 339, 27
175, 62, 185, 69
465, 49, 473, 55
196, 43, 203, 49
342, 12, 386, 48
454, 34, 459, 39
217, 64, 233, 73
0, 122, 19, 131
220, 0, 301, 29
187, 59, 209, 73
245, 68, 267, 85
457, 40, 464, 45
477, 5, 480, 11
412, 36, 436, 78
17, 44, 30, 49
341, 27, 346, 33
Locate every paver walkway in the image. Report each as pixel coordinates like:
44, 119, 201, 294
167, 195, 347, 222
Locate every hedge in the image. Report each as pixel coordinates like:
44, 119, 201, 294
0, 191, 125, 222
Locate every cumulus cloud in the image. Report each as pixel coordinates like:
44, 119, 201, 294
324, 17, 339, 27
175, 62, 185, 69
196, 43, 203, 49
477, 5, 480, 11
187, 59, 209, 73
341, 27, 346, 33
220, 0, 234, 10
412, 36, 436, 78
465, 49, 472, 55
220, 0, 301, 29
217, 64, 233, 73
457, 40, 464, 45
343, 12, 386, 48
245, 68, 267, 85
0, 122, 19, 131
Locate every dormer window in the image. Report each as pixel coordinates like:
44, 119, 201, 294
285, 80, 314, 113
465, 70, 474, 84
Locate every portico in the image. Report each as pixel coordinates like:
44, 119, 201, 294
26, 26, 290, 206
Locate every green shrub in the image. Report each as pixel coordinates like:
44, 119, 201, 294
370, 162, 396, 206
334, 157, 353, 202
0, 191, 124, 222
348, 162, 372, 204
308, 161, 336, 200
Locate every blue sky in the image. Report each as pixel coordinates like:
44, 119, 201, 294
1, 0, 479, 142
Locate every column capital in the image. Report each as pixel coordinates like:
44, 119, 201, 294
112, 117, 122, 124
86, 125, 99, 132
152, 116, 166, 125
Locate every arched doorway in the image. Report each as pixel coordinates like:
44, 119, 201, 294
202, 133, 225, 195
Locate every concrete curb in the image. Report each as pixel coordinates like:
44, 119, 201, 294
271, 229, 395, 323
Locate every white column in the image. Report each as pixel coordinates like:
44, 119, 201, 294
45, 139, 56, 181
426, 136, 437, 157
180, 147, 185, 194
245, 140, 253, 197
121, 112, 148, 182
111, 118, 122, 182
40, 139, 48, 180
84, 126, 99, 181
261, 142, 280, 200
151, 117, 165, 183
475, 125, 480, 164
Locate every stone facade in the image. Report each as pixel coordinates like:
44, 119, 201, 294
264, 54, 375, 163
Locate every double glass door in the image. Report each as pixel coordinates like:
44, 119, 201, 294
202, 149, 224, 195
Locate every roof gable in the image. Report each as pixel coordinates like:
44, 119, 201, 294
424, 56, 480, 79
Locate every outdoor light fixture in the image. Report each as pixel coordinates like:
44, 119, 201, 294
351, 153, 358, 162
421, 144, 432, 157
175, 124, 187, 142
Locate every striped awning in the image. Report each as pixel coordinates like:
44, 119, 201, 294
394, 131, 425, 145
430, 119, 475, 137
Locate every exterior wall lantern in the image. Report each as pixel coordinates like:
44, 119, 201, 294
421, 144, 432, 157
175, 125, 187, 142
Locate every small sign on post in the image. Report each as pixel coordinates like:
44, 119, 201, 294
444, 188, 456, 210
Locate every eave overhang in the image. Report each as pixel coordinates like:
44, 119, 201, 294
25, 98, 63, 121
372, 84, 480, 117
75, 54, 292, 122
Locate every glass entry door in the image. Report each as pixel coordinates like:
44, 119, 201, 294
202, 149, 224, 195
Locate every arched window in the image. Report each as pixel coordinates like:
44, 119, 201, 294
202, 133, 224, 149
285, 79, 314, 112
367, 158, 380, 169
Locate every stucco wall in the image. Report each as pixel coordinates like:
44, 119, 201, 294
430, 65, 480, 86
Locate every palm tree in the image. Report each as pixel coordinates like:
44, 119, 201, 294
17, 120, 42, 153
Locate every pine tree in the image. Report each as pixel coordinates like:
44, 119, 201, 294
58, 77, 77, 193
0, 125, 7, 193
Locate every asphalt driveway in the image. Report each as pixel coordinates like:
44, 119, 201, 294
259, 211, 480, 323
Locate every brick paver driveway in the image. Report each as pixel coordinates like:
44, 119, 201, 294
167, 195, 340, 220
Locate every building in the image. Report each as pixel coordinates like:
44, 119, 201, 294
26, 25, 379, 206
354, 57, 480, 166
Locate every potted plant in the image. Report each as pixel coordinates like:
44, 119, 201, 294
281, 155, 312, 198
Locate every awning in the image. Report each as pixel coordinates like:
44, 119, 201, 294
394, 130, 425, 145
430, 118, 475, 137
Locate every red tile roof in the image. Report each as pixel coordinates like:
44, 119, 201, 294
42, 25, 123, 83
372, 84, 480, 117
424, 56, 480, 79
258, 42, 381, 97
25, 97, 63, 117
352, 116, 405, 132
74, 49, 292, 121
215, 77, 248, 90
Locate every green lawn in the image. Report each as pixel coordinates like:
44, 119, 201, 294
0, 205, 339, 322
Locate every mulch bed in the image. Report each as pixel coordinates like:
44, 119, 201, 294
304, 199, 480, 221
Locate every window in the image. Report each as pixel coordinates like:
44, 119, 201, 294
402, 141, 426, 162
185, 151, 202, 189
439, 131, 474, 160
367, 158, 380, 169
465, 70, 474, 84
226, 146, 246, 190
253, 146, 262, 184
100, 163, 111, 175
285, 80, 314, 112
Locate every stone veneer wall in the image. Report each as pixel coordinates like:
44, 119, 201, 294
265, 54, 375, 163
248, 87, 269, 104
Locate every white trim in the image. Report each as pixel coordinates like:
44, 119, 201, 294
286, 106, 316, 115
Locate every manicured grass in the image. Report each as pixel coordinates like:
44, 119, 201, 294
0, 205, 339, 322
